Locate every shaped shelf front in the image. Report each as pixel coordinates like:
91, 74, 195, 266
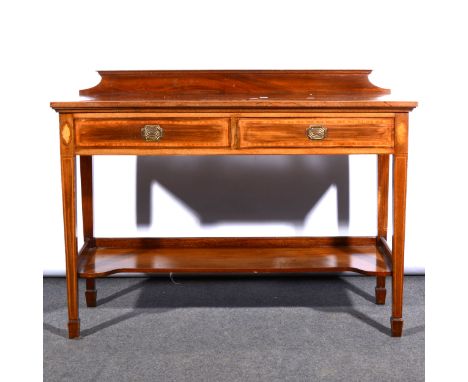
77, 237, 391, 278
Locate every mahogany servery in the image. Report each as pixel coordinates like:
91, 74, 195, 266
51, 70, 417, 339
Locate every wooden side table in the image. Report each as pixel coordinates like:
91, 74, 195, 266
51, 70, 417, 339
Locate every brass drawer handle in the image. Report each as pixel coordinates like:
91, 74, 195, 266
306, 125, 327, 140
141, 125, 164, 141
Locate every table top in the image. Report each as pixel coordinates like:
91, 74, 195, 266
50, 70, 417, 111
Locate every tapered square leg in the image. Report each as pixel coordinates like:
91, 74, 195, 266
80, 156, 94, 242
391, 317, 403, 337
61, 153, 80, 339
85, 279, 97, 307
81, 156, 97, 309
376, 155, 389, 305
391, 152, 408, 337
68, 319, 81, 339
375, 276, 386, 305
389, 115, 408, 337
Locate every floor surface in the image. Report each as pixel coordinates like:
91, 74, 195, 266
44, 275, 424, 381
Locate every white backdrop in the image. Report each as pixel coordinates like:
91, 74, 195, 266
2, 1, 468, 379
5, 1, 461, 276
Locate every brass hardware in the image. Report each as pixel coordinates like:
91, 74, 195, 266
61, 123, 71, 145
141, 125, 164, 141
306, 125, 327, 140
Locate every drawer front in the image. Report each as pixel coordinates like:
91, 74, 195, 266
238, 117, 394, 148
75, 117, 230, 148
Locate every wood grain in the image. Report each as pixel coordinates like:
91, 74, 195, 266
392, 154, 408, 337
377, 236, 392, 267
391, 113, 409, 337
376, 154, 390, 304
78, 237, 391, 277
50, 70, 417, 111
74, 146, 394, 156
95, 236, 376, 248
75, 117, 230, 148
85, 279, 97, 308
51, 102, 419, 113
80, 156, 96, 307
238, 117, 394, 148
59, 114, 79, 339
79, 156, 94, 241
78, 70, 391, 99
377, 155, 390, 238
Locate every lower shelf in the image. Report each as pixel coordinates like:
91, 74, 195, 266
78, 237, 392, 277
